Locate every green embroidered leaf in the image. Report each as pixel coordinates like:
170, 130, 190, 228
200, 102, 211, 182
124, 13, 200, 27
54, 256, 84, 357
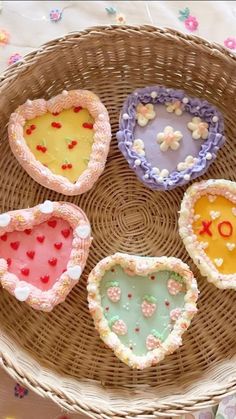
178, 7, 190, 21
105, 6, 117, 15
143, 295, 157, 304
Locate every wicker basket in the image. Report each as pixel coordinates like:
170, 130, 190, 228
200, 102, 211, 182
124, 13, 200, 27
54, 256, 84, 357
0, 25, 236, 418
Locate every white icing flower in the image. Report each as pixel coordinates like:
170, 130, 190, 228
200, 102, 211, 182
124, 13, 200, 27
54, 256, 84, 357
177, 155, 198, 171
132, 139, 145, 156
157, 126, 183, 152
187, 117, 209, 140
165, 100, 183, 116
136, 103, 156, 127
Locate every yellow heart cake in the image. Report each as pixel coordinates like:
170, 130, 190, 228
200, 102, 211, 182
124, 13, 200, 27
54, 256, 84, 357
179, 179, 236, 289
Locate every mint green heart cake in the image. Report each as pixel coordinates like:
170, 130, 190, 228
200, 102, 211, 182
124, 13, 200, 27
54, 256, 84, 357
87, 253, 199, 369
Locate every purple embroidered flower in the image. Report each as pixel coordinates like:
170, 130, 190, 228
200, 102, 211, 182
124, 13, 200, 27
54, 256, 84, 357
224, 37, 236, 50
224, 405, 236, 419
199, 412, 213, 419
8, 53, 23, 65
49, 8, 62, 22
184, 16, 199, 32
14, 383, 28, 398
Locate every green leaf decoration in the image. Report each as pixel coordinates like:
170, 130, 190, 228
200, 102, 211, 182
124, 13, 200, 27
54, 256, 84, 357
109, 315, 119, 327
170, 272, 184, 284
151, 329, 163, 340
106, 281, 119, 289
143, 295, 157, 304
105, 6, 117, 15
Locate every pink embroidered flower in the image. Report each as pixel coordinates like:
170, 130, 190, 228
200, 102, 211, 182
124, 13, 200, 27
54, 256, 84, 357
115, 13, 126, 25
184, 16, 199, 32
224, 406, 236, 419
14, 383, 28, 398
8, 53, 23, 65
0, 29, 10, 46
49, 8, 62, 22
224, 37, 236, 50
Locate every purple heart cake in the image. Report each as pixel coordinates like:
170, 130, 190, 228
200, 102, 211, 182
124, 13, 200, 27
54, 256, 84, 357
116, 86, 225, 190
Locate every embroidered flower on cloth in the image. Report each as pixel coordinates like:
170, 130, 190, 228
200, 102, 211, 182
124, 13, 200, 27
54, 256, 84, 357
136, 103, 156, 127
49, 8, 63, 22
178, 8, 198, 32
0, 29, 9, 46
166, 100, 183, 116
14, 383, 28, 398
132, 139, 145, 156
8, 53, 23, 65
115, 13, 126, 25
187, 117, 209, 140
224, 37, 236, 50
157, 126, 183, 151
177, 155, 198, 171
185, 16, 199, 32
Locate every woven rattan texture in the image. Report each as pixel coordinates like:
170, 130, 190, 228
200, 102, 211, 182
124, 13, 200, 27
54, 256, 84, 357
0, 26, 236, 418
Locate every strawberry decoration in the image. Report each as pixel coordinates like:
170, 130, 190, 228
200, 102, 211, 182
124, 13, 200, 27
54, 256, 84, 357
141, 295, 157, 318
106, 281, 121, 302
170, 307, 182, 321
146, 330, 163, 351
167, 276, 184, 296
110, 316, 127, 336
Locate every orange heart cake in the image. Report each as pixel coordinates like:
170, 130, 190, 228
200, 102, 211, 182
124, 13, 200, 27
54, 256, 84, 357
179, 179, 236, 289
8, 90, 111, 195
87, 253, 198, 369
0, 201, 91, 311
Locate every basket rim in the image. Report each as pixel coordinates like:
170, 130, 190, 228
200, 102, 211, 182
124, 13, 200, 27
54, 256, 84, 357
1, 24, 236, 417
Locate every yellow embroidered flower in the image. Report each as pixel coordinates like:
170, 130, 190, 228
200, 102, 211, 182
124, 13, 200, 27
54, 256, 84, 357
132, 139, 145, 156
166, 100, 183, 116
115, 13, 126, 25
0, 29, 9, 46
157, 126, 183, 152
187, 117, 209, 140
177, 155, 198, 171
136, 103, 156, 127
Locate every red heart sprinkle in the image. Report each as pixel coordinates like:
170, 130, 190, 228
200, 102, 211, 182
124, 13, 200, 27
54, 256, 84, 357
83, 122, 93, 129
74, 106, 82, 113
48, 257, 57, 266
54, 242, 62, 250
52, 112, 60, 116
26, 128, 32, 135
21, 268, 29, 276
0, 233, 7, 241
40, 275, 50, 283
61, 229, 70, 238
24, 229, 32, 235
10, 241, 20, 250
48, 219, 57, 228
26, 251, 35, 259
36, 235, 45, 243
7, 258, 11, 266
30, 124, 36, 130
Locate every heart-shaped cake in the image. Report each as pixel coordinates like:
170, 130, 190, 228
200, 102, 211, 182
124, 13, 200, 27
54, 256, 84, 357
179, 179, 236, 290
117, 86, 225, 190
0, 201, 91, 311
8, 90, 111, 195
87, 253, 198, 369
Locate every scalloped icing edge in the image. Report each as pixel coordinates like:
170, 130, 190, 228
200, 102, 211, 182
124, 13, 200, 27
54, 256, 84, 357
87, 252, 199, 369
116, 85, 225, 191
8, 90, 111, 196
0, 201, 92, 311
179, 179, 236, 290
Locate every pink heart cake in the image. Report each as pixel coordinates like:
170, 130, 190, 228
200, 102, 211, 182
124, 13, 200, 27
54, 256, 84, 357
179, 179, 236, 290
8, 90, 111, 195
0, 201, 91, 311
87, 253, 198, 369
